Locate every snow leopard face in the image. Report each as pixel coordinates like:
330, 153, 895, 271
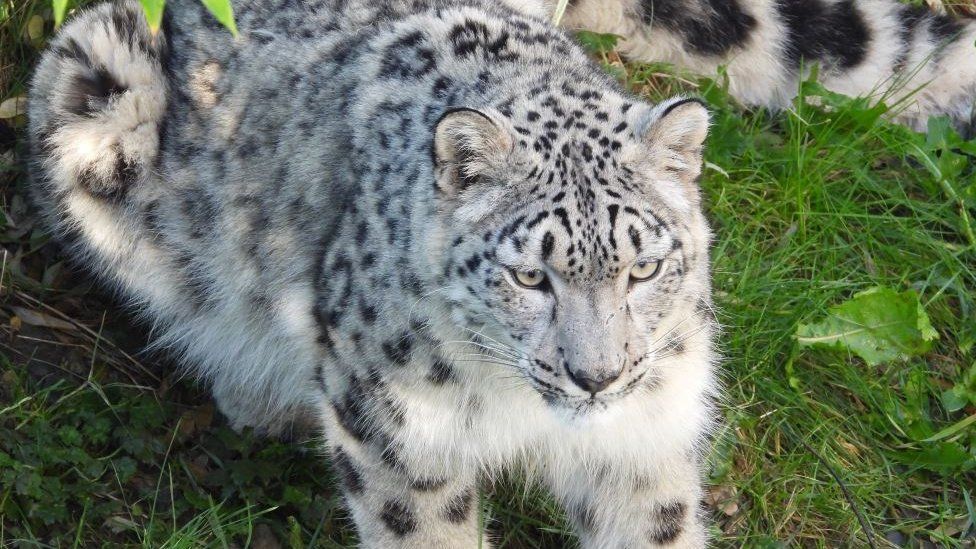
431, 94, 715, 415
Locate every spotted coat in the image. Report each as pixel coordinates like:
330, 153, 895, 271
28, 0, 718, 546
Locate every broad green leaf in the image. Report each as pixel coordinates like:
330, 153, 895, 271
53, 0, 70, 27
893, 441, 975, 474
796, 287, 938, 366
942, 386, 969, 413
199, 0, 238, 37
138, 0, 166, 34
942, 362, 976, 413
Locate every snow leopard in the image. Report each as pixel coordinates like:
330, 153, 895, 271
29, 0, 717, 546
559, 0, 976, 135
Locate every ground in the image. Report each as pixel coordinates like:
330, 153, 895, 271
1, 1, 975, 547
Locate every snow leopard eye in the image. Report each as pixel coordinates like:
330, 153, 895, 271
513, 269, 546, 289
630, 260, 663, 282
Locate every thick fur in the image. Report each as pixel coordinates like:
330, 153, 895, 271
29, 0, 718, 547
559, 0, 976, 134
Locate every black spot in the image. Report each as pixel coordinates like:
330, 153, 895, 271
695, 297, 716, 323
378, 438, 409, 472
450, 19, 491, 57
450, 18, 517, 61
650, 501, 686, 544
928, 12, 964, 44
411, 476, 448, 491
382, 333, 414, 365
777, 0, 870, 69
628, 225, 642, 251
641, 0, 758, 56
77, 166, 122, 201
443, 489, 474, 523
53, 38, 91, 65
663, 333, 686, 354
380, 500, 417, 536
359, 299, 378, 324
332, 448, 363, 494
63, 66, 127, 117
895, 5, 927, 71
109, 6, 142, 47
113, 151, 139, 187
526, 210, 550, 229
333, 375, 379, 442
465, 254, 482, 272
427, 358, 456, 384
432, 75, 454, 98
313, 364, 328, 394
541, 231, 555, 260
607, 204, 619, 250
552, 207, 574, 237
380, 31, 437, 79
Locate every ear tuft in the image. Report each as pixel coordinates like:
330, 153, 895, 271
433, 108, 512, 195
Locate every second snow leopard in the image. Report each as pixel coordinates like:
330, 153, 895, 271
30, 0, 717, 546
560, 0, 976, 134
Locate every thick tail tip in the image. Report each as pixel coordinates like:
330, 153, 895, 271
29, 0, 168, 201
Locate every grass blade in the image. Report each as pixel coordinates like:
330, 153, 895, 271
921, 412, 976, 443
52, 0, 70, 27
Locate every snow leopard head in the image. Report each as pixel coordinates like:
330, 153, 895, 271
429, 91, 717, 416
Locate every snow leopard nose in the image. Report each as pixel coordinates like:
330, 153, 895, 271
565, 365, 621, 395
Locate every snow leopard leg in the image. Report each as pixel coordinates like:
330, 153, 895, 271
314, 375, 487, 548
545, 454, 706, 548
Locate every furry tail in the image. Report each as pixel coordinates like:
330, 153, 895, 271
28, 0, 168, 206
560, 0, 976, 135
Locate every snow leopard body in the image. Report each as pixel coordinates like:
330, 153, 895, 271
29, 0, 718, 546
559, 0, 976, 134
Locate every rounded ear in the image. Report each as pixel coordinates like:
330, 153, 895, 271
643, 97, 710, 174
432, 107, 512, 196
633, 97, 710, 212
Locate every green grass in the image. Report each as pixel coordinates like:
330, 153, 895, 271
2, 3, 976, 548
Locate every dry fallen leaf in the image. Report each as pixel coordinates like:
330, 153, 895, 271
186, 454, 210, 480
26, 15, 45, 42
0, 96, 28, 119
178, 403, 215, 437
719, 500, 739, 516
10, 306, 78, 331
933, 516, 969, 537
9, 315, 21, 332
955, 0, 976, 16
705, 485, 741, 517
838, 439, 861, 457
